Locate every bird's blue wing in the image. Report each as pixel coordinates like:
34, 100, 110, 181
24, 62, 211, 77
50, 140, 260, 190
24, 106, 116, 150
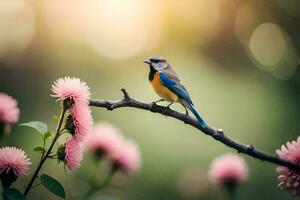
159, 72, 192, 104
159, 72, 207, 128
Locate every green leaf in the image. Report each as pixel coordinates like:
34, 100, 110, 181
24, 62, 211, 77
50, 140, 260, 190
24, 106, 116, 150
40, 174, 66, 198
33, 146, 46, 153
19, 121, 48, 134
44, 131, 53, 140
3, 188, 26, 200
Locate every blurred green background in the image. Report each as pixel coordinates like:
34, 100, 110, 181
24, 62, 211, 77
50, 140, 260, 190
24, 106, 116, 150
1, 0, 300, 199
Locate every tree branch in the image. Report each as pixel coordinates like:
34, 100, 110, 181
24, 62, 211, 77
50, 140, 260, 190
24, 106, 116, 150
89, 88, 300, 172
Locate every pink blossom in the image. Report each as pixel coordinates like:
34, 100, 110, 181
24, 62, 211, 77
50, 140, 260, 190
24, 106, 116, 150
0, 93, 20, 124
0, 147, 31, 176
69, 103, 93, 142
65, 137, 83, 171
86, 123, 123, 156
86, 123, 141, 174
276, 136, 300, 196
51, 77, 93, 141
209, 153, 248, 184
109, 138, 141, 174
51, 77, 90, 104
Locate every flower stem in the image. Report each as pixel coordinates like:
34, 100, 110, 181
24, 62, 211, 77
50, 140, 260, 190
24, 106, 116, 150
91, 160, 101, 188
100, 167, 115, 189
85, 162, 116, 198
23, 107, 67, 196
226, 186, 236, 200
40, 136, 46, 163
85, 160, 101, 197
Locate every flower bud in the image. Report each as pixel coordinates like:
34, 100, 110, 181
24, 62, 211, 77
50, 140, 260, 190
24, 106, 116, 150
64, 114, 75, 136
57, 144, 66, 162
63, 98, 74, 110
0, 170, 17, 189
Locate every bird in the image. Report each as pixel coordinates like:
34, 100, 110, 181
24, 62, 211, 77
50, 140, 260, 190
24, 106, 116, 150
143, 56, 206, 128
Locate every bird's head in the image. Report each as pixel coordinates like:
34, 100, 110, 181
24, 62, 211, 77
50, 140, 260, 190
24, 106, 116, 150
143, 56, 169, 71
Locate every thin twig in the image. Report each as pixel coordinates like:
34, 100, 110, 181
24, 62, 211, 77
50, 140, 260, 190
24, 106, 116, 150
23, 107, 67, 196
89, 88, 300, 172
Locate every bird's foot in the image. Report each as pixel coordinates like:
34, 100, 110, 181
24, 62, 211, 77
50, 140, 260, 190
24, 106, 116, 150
184, 113, 190, 121
162, 102, 173, 115
182, 106, 190, 120
184, 108, 189, 116
152, 99, 164, 106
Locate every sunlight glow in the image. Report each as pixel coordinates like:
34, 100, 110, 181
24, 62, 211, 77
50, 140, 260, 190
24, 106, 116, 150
43, 0, 162, 60
0, 0, 35, 61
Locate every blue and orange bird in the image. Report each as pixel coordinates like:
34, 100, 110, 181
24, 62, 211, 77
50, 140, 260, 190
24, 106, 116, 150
144, 56, 206, 128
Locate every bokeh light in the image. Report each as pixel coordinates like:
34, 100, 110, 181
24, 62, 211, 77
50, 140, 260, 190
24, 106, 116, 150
86, 0, 162, 59
0, 0, 35, 62
43, 0, 162, 59
247, 22, 299, 79
249, 23, 286, 69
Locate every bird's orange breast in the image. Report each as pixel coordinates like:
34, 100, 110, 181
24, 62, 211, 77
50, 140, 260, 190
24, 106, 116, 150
151, 72, 178, 102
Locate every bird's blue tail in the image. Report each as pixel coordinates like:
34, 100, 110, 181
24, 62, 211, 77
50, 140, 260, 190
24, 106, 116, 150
186, 102, 206, 128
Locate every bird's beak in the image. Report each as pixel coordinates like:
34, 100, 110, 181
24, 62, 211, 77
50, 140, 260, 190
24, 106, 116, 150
143, 59, 151, 64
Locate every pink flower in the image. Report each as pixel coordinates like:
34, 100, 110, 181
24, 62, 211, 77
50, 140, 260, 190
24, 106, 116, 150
86, 123, 140, 173
51, 77, 90, 104
276, 136, 300, 196
0, 93, 20, 124
65, 137, 83, 171
0, 147, 31, 176
68, 103, 93, 142
86, 123, 123, 156
109, 138, 141, 174
86, 123, 141, 174
52, 77, 93, 141
209, 153, 248, 184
